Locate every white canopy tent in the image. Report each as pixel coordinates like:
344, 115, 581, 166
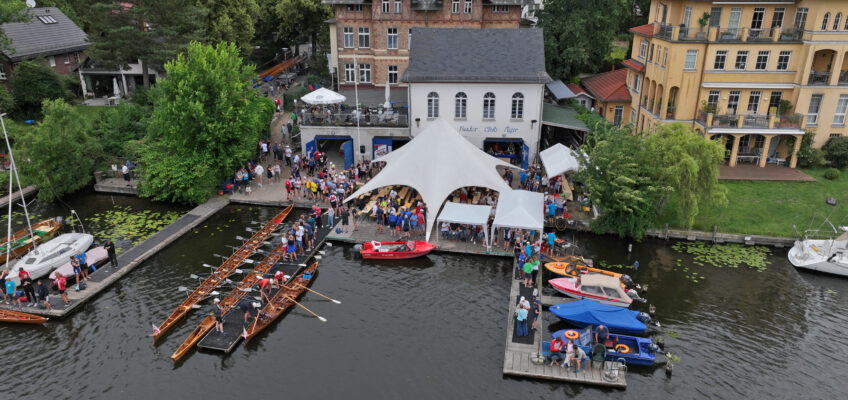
300, 87, 346, 105
490, 189, 545, 240
539, 143, 582, 177
344, 119, 518, 241
436, 202, 493, 248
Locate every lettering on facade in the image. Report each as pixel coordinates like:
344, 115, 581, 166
459, 126, 479, 133
459, 125, 520, 134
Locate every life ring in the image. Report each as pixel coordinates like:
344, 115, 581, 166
551, 263, 565, 270
614, 344, 630, 354
564, 330, 579, 340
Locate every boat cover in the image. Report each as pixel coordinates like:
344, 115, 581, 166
549, 299, 646, 335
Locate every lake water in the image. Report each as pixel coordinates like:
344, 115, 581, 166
1, 198, 845, 399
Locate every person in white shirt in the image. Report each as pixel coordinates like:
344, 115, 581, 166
254, 164, 265, 187
121, 164, 130, 186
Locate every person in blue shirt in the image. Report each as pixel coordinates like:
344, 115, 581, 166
547, 231, 556, 256
525, 242, 533, 259
520, 170, 527, 188
515, 304, 529, 337
75, 251, 89, 281
547, 202, 557, 224
410, 213, 418, 236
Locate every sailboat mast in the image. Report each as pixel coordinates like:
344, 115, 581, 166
4, 149, 11, 267
0, 113, 37, 256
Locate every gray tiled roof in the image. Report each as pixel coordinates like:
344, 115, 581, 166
403, 28, 550, 84
1, 7, 89, 62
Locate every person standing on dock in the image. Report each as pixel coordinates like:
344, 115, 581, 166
104, 240, 118, 269
4, 275, 20, 307
0, 269, 9, 304
55, 274, 69, 306
75, 251, 89, 282
211, 298, 225, 335
36, 279, 51, 310
515, 302, 529, 337
239, 299, 257, 325
122, 163, 131, 186
19, 269, 36, 306
340, 207, 350, 233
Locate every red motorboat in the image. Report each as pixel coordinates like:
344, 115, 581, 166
359, 240, 436, 260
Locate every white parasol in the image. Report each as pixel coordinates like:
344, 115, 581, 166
300, 87, 346, 105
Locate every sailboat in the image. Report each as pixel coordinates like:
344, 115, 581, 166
788, 215, 848, 277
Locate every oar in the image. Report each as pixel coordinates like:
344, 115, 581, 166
293, 284, 341, 304
285, 295, 327, 322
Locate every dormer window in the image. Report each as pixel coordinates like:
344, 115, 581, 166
38, 15, 58, 24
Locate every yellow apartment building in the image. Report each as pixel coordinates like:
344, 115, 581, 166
624, 0, 848, 168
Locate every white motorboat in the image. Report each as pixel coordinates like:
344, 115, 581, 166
7, 233, 93, 285
788, 230, 848, 277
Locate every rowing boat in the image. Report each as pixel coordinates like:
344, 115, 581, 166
170, 241, 289, 362
0, 308, 48, 325
243, 260, 319, 342
0, 219, 61, 265
152, 205, 292, 342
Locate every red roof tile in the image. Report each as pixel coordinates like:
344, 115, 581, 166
622, 58, 645, 73
580, 69, 631, 103
629, 23, 654, 37
566, 83, 590, 97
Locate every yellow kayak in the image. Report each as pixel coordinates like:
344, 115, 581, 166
544, 260, 623, 280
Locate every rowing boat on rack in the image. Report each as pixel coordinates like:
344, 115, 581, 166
152, 205, 292, 342
170, 241, 289, 362
0, 308, 48, 325
243, 260, 319, 342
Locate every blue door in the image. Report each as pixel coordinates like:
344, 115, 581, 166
305, 139, 317, 160
343, 139, 354, 169
372, 138, 393, 159
521, 142, 530, 170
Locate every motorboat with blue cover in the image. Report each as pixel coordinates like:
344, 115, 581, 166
549, 299, 658, 335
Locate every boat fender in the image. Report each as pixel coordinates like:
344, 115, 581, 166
636, 312, 652, 324
648, 343, 660, 354
621, 274, 634, 286
614, 344, 630, 354
564, 330, 579, 340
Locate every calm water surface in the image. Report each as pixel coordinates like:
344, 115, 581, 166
1, 197, 846, 399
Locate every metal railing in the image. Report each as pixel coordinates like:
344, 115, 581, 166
808, 71, 830, 85
300, 111, 409, 127
779, 28, 802, 41
840, 71, 848, 84
747, 28, 772, 41
743, 114, 769, 128
775, 114, 802, 129
656, 23, 674, 39
718, 28, 741, 41
712, 114, 739, 128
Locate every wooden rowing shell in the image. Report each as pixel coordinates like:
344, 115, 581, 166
243, 260, 319, 342
152, 205, 292, 342
0, 308, 48, 325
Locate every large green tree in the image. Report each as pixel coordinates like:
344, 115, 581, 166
14, 99, 100, 201
0, 0, 29, 53
87, 0, 204, 89
199, 0, 259, 56
11, 60, 72, 118
538, 0, 627, 80
275, 0, 331, 55
139, 42, 273, 204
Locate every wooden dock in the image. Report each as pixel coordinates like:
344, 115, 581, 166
0, 197, 230, 318
0, 185, 38, 209
502, 256, 627, 388
93, 177, 138, 195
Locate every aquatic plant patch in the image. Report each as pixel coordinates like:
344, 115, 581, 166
84, 206, 182, 248
671, 242, 771, 272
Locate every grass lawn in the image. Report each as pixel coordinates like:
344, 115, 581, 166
73, 105, 108, 123
657, 168, 848, 237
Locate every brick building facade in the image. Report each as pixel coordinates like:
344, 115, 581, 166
325, 0, 527, 89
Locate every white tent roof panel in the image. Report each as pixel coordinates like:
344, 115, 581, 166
437, 202, 492, 226
539, 143, 581, 177
491, 190, 545, 233
300, 87, 346, 105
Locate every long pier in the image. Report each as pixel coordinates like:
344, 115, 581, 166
0, 197, 230, 318
0, 185, 38, 209
501, 254, 627, 388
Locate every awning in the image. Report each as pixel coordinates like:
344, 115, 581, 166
437, 202, 492, 245
490, 190, 545, 236
539, 143, 582, 176
542, 103, 589, 132
301, 87, 346, 105
483, 138, 524, 143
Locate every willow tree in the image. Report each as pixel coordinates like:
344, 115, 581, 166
643, 123, 727, 228
139, 42, 274, 204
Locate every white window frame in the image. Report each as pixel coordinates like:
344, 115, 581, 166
382, 0, 390, 14
707, 90, 720, 108
455, 92, 467, 119
634, 75, 642, 93
714, 50, 727, 70
511, 92, 524, 119
683, 6, 692, 27
834, 94, 848, 126
822, 12, 830, 31
639, 40, 647, 59
464, 0, 472, 14
684, 50, 698, 71
755, 51, 769, 71
428, 92, 439, 118
835, 13, 843, 30
73, 51, 80, 64
452, 0, 460, 14
776, 51, 790, 70
387, 28, 398, 50
493, 5, 508, 13
48, 56, 56, 67
358, 63, 371, 83
807, 94, 822, 125
747, 91, 762, 114
347, 5, 363, 12
735, 51, 748, 70
751, 7, 765, 30
343, 27, 354, 48
794, 8, 808, 30
358, 27, 370, 49
344, 64, 355, 83
630, 109, 636, 124
483, 92, 496, 119
771, 8, 785, 29
663, 48, 668, 67
728, 90, 741, 114
0, 64, 6, 80
63, 53, 70, 64
388, 65, 398, 84
395, 0, 402, 13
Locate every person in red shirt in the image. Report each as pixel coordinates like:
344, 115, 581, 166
55, 274, 70, 306
274, 270, 287, 288
257, 278, 272, 304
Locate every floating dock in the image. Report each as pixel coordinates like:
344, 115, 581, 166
0, 185, 38, 209
501, 254, 627, 388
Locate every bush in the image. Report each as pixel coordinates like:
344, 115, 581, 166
11, 60, 72, 118
822, 136, 848, 168
796, 132, 825, 168
824, 168, 841, 180
61, 74, 82, 99
283, 86, 308, 111
0, 85, 14, 114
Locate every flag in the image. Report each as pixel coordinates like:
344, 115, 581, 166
243, 326, 249, 338
152, 323, 161, 335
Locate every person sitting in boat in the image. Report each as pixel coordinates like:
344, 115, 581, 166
549, 336, 565, 366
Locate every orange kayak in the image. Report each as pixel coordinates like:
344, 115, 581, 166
544, 260, 623, 279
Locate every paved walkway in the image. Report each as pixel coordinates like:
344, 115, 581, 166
719, 164, 815, 181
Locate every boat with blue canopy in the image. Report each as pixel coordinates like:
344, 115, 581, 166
549, 299, 657, 335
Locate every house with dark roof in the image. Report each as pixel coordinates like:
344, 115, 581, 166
579, 68, 632, 126
404, 27, 550, 168
0, 7, 88, 86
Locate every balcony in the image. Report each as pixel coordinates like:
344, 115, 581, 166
778, 28, 803, 41
808, 71, 831, 85
301, 111, 409, 127
746, 28, 773, 42
698, 112, 806, 133
775, 114, 802, 129
717, 28, 741, 41
655, 23, 674, 40
645, 22, 803, 43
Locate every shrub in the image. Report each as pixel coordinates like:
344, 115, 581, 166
0, 85, 14, 114
824, 168, 841, 180
822, 136, 848, 168
61, 74, 82, 99
11, 60, 72, 118
283, 86, 308, 111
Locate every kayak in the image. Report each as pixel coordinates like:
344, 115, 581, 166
50, 246, 109, 279
552, 327, 658, 366
359, 240, 435, 260
549, 299, 653, 336
545, 261, 622, 279
549, 275, 634, 307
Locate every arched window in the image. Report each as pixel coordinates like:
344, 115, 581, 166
483, 92, 495, 119
822, 12, 830, 30
427, 92, 439, 118
834, 13, 843, 30
511, 92, 524, 119
455, 92, 467, 119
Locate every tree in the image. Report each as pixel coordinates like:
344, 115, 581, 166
0, 85, 13, 114
538, 0, 626, 80
0, 0, 29, 53
139, 42, 274, 204
11, 60, 72, 118
274, 0, 331, 56
642, 123, 727, 228
14, 99, 100, 201
199, 0, 259, 57
822, 136, 848, 168
35, 0, 97, 32
93, 100, 152, 160
88, 0, 204, 89
251, 0, 284, 64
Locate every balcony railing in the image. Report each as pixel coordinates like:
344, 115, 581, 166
713, 114, 739, 128
301, 112, 409, 127
747, 28, 772, 41
808, 71, 830, 85
779, 28, 803, 41
718, 28, 741, 41
742, 114, 769, 128
650, 23, 803, 43
706, 113, 805, 130
775, 114, 802, 129
840, 71, 848, 85
656, 23, 674, 39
